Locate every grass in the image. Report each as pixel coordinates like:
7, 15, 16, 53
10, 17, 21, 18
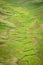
0, 0, 43, 65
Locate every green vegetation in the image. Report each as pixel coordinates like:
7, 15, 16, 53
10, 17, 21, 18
0, 0, 43, 65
